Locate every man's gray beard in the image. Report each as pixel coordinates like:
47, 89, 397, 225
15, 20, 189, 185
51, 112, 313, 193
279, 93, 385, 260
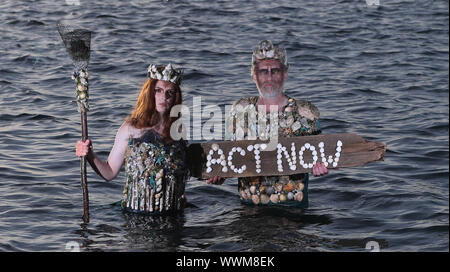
259, 86, 283, 98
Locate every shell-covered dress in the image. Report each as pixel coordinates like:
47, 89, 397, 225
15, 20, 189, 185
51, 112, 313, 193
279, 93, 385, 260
225, 95, 321, 208
121, 129, 189, 214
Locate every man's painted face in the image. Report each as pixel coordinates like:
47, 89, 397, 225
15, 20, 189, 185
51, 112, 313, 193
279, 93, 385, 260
252, 59, 287, 98
154, 80, 177, 114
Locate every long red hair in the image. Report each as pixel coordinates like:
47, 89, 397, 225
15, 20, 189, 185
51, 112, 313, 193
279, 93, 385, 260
126, 78, 182, 142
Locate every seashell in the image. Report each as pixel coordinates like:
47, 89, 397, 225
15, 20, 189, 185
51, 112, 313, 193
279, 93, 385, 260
252, 194, 260, 205
260, 194, 270, 204
77, 84, 86, 92
313, 155, 318, 161
250, 185, 257, 195
221, 160, 226, 166
256, 169, 261, 173
241, 190, 248, 200
247, 145, 254, 151
78, 91, 86, 100
240, 150, 245, 156
206, 167, 212, 173
259, 185, 266, 193
222, 166, 228, 172
238, 168, 243, 174
274, 183, 283, 192
319, 142, 324, 148
287, 192, 294, 200
250, 176, 259, 184
270, 194, 279, 203
283, 182, 295, 192
279, 194, 287, 202
335, 153, 340, 158
236, 147, 242, 152
337, 140, 343, 147
228, 156, 233, 161
218, 149, 223, 155
211, 143, 219, 151
209, 150, 214, 155
260, 144, 267, 150
295, 192, 304, 202
336, 146, 341, 152
310, 146, 316, 151
290, 165, 296, 171
211, 159, 216, 164
333, 162, 338, 167
254, 149, 260, 155
206, 161, 211, 167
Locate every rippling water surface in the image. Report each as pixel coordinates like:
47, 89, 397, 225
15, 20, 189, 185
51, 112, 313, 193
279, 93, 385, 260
0, 0, 448, 251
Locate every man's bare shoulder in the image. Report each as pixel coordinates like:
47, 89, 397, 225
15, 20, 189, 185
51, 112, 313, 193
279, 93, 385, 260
295, 99, 320, 120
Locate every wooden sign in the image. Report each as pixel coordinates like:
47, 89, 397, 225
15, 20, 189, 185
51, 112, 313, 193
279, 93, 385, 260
187, 133, 386, 179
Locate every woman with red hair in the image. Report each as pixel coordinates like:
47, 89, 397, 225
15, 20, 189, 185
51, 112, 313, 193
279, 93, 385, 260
75, 64, 188, 213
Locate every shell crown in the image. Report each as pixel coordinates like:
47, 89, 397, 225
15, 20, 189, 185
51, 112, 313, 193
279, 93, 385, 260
147, 63, 183, 85
252, 40, 289, 70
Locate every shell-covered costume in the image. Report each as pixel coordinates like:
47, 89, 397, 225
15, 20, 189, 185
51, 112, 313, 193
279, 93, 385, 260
225, 95, 321, 208
121, 130, 189, 214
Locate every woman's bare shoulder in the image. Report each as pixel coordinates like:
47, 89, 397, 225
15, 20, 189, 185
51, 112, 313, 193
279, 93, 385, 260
117, 121, 135, 140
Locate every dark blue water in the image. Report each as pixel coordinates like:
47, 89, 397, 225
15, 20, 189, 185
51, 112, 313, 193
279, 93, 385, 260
0, 0, 448, 251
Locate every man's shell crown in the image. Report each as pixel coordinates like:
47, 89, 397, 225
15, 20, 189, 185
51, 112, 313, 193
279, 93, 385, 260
252, 40, 289, 69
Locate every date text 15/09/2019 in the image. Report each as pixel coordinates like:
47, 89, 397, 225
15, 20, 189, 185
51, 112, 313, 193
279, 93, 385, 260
176, 256, 276, 269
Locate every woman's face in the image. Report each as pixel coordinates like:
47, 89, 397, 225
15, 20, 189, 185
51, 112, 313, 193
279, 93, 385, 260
154, 80, 177, 114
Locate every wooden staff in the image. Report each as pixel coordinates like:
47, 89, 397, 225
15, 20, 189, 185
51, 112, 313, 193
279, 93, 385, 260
57, 22, 92, 222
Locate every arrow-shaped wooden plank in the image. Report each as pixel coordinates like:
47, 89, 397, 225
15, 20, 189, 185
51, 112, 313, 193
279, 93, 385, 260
187, 133, 386, 179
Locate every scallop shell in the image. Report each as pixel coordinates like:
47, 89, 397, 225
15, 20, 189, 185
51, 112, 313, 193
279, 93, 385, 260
241, 190, 248, 200
295, 192, 304, 202
251, 194, 260, 205
283, 182, 295, 192
270, 194, 279, 204
275, 183, 283, 192
250, 185, 257, 195
266, 186, 275, 195
260, 194, 270, 204
251, 176, 260, 185
296, 182, 305, 191
259, 185, 266, 193
287, 192, 294, 200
